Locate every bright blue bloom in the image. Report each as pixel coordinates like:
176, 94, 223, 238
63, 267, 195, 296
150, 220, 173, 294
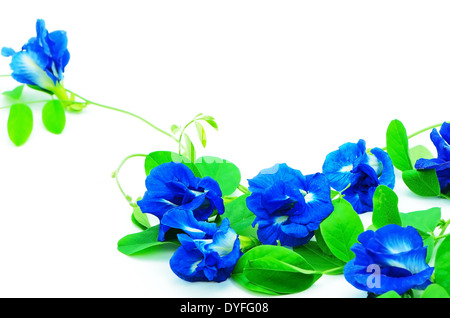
2, 19, 70, 100
322, 139, 395, 214
415, 122, 450, 195
246, 163, 333, 247
137, 162, 224, 241
169, 218, 242, 282
344, 224, 434, 296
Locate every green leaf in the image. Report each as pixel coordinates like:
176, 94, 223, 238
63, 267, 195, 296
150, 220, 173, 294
377, 291, 402, 298
386, 119, 413, 171
372, 185, 402, 229
130, 204, 150, 230
421, 284, 450, 298
232, 245, 321, 295
198, 115, 219, 131
183, 133, 196, 163
170, 124, 180, 134
194, 156, 241, 196
399, 207, 441, 235
434, 235, 450, 295
408, 145, 434, 167
218, 193, 256, 238
7, 103, 33, 146
2, 85, 24, 100
313, 227, 334, 256
319, 199, 364, 262
117, 225, 179, 256
293, 241, 345, 275
42, 100, 66, 134
144, 150, 201, 177
402, 169, 441, 197
195, 121, 207, 148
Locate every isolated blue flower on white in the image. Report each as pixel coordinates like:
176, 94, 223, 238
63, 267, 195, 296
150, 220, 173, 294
322, 139, 395, 213
2, 19, 70, 100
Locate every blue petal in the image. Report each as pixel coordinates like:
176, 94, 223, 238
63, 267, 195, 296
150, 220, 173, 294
440, 122, 450, 144
206, 219, 238, 257
1, 47, 15, 57
322, 139, 368, 191
291, 173, 333, 225
370, 147, 395, 189
366, 225, 423, 254
169, 243, 207, 282
431, 127, 450, 161
9, 51, 55, 91
248, 163, 306, 193
161, 208, 218, 239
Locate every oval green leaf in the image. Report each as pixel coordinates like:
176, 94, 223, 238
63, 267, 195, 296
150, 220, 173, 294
7, 103, 33, 146
433, 235, 450, 295
319, 199, 364, 262
42, 100, 66, 134
421, 284, 450, 298
402, 169, 441, 197
386, 119, 413, 171
117, 225, 179, 256
372, 185, 402, 229
194, 156, 241, 196
232, 245, 321, 295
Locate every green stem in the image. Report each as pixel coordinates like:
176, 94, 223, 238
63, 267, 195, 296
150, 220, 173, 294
406, 123, 445, 140
238, 184, 250, 194
0, 74, 11, 77
66, 89, 180, 145
438, 219, 450, 237
178, 119, 196, 155
112, 153, 147, 204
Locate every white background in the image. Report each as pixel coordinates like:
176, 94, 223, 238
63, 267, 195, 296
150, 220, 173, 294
0, 0, 449, 298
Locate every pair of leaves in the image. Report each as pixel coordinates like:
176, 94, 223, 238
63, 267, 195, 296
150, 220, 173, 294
386, 119, 441, 197
4, 86, 66, 146
232, 245, 321, 295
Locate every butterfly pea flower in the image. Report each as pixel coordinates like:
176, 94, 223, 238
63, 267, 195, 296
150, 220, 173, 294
137, 162, 224, 241
1, 19, 70, 102
169, 217, 242, 282
246, 163, 333, 247
344, 224, 434, 296
322, 139, 395, 214
415, 122, 450, 195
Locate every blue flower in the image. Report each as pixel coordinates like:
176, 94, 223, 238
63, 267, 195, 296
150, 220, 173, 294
169, 217, 242, 282
344, 224, 434, 296
322, 139, 395, 213
2, 19, 70, 101
415, 122, 450, 195
246, 163, 333, 247
137, 162, 224, 241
